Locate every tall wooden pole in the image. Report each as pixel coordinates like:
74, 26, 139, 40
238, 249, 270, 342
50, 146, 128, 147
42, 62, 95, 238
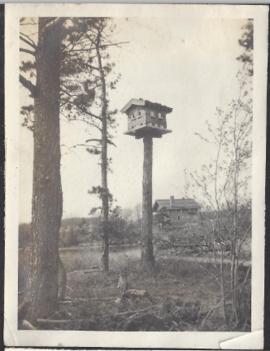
121, 99, 172, 273
141, 135, 155, 271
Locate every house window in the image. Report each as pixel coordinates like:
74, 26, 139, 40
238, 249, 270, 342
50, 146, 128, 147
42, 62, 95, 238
150, 110, 155, 117
178, 215, 180, 221
158, 112, 163, 119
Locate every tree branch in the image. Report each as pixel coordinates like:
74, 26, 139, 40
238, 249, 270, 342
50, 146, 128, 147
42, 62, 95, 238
101, 41, 129, 49
78, 106, 101, 120
107, 139, 116, 147
74, 143, 101, 148
19, 74, 37, 97
60, 87, 101, 120
62, 115, 102, 131
85, 138, 102, 143
20, 48, 36, 56
20, 33, 37, 49
67, 41, 129, 53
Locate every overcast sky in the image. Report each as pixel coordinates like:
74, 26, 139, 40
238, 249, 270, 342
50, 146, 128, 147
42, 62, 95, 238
19, 17, 246, 222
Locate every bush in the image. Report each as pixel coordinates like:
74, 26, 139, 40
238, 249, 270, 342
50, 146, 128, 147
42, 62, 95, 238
91, 208, 141, 245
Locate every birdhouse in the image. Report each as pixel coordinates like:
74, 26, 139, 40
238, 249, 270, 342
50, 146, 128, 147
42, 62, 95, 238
121, 99, 173, 138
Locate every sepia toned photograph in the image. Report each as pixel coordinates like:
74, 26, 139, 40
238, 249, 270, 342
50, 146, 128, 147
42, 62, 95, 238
4, 3, 268, 349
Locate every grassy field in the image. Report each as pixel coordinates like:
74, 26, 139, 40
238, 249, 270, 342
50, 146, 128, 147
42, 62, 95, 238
31, 245, 250, 331
19, 245, 251, 331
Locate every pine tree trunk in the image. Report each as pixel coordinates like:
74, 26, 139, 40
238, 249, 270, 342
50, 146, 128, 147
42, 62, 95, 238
27, 18, 63, 322
141, 135, 155, 272
96, 31, 109, 272
101, 128, 109, 272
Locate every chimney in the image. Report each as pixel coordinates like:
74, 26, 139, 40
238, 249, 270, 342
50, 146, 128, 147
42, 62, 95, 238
170, 196, 174, 208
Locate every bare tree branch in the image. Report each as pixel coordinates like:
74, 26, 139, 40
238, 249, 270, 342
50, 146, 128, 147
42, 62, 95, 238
68, 41, 129, 53
20, 48, 36, 56
107, 139, 116, 147
20, 33, 37, 49
85, 138, 102, 143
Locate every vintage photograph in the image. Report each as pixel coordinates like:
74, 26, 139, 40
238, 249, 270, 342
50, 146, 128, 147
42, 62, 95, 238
4, 3, 268, 349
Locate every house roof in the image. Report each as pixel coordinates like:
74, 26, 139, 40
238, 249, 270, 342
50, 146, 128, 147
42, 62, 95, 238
121, 98, 173, 114
153, 198, 200, 211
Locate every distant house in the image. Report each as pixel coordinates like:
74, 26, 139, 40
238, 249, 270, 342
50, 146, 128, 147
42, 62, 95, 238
153, 196, 200, 226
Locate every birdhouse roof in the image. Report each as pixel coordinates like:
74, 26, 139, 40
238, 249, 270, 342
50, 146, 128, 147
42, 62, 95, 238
153, 198, 200, 211
121, 98, 173, 114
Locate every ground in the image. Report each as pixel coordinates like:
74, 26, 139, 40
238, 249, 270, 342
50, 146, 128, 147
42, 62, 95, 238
29, 246, 250, 332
